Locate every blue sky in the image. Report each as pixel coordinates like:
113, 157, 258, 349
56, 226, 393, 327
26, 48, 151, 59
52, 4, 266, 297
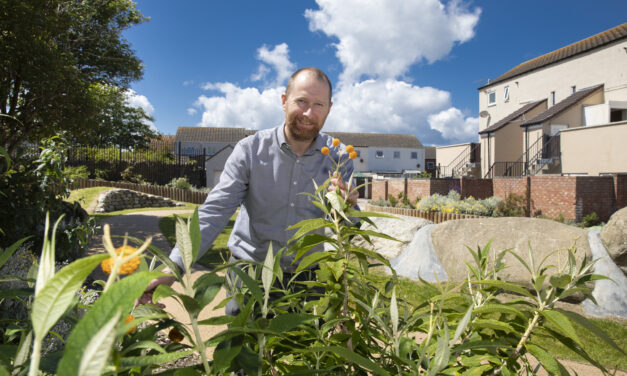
123, 0, 627, 146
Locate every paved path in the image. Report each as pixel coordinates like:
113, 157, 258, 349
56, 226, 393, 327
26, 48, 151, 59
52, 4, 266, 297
86, 209, 228, 358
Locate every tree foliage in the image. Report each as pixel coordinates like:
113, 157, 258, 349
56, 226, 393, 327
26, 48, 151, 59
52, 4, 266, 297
0, 0, 154, 152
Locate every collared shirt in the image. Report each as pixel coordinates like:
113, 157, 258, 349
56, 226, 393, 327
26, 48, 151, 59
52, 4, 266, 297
170, 124, 355, 272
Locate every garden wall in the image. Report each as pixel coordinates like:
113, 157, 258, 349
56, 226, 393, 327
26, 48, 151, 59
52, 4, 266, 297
75, 179, 208, 204
370, 175, 626, 222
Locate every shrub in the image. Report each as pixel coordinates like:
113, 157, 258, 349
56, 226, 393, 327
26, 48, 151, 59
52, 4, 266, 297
582, 212, 600, 227
493, 192, 528, 217
168, 177, 192, 190
416, 190, 501, 216
120, 165, 145, 184
63, 165, 90, 180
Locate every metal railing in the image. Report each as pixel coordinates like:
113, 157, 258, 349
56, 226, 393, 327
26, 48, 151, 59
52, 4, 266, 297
437, 143, 480, 178
484, 134, 561, 178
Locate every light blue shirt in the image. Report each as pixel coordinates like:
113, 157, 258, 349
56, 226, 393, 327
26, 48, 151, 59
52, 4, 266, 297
170, 124, 355, 272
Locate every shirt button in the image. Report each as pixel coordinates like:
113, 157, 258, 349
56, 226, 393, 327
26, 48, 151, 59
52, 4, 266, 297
290, 203, 295, 207
296, 159, 300, 163
293, 181, 297, 185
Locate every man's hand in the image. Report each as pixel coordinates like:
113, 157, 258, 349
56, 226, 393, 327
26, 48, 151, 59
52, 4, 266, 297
329, 171, 358, 206
137, 267, 178, 307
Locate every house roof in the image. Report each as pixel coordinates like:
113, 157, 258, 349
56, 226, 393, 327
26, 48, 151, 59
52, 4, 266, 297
479, 23, 627, 89
325, 132, 423, 148
521, 84, 604, 127
478, 99, 546, 135
175, 126, 256, 143
175, 126, 424, 149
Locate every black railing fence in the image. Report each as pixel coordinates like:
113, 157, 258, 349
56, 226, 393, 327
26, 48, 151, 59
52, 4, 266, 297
66, 142, 207, 187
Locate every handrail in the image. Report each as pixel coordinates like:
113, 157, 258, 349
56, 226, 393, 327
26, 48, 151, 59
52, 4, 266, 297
451, 143, 480, 178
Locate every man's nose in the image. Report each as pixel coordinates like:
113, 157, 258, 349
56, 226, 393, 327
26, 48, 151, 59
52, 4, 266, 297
303, 106, 314, 117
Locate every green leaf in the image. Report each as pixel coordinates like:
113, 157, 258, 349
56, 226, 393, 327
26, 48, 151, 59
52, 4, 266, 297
35, 214, 64, 296
268, 313, 317, 332
230, 267, 263, 306
193, 272, 224, 311
345, 209, 398, 219
197, 315, 234, 326
31, 253, 108, 340
152, 283, 178, 305
189, 208, 201, 264
0, 237, 30, 269
549, 274, 571, 289
453, 303, 474, 343
262, 243, 274, 315
428, 328, 450, 376
287, 218, 332, 241
296, 251, 333, 273
175, 216, 193, 274
473, 303, 527, 321
119, 350, 195, 368
539, 310, 582, 347
325, 191, 351, 223
555, 308, 625, 354
57, 271, 161, 375
326, 259, 347, 282
470, 280, 534, 298
525, 343, 570, 376
0, 288, 33, 299
78, 311, 121, 376
473, 319, 515, 333
317, 346, 390, 376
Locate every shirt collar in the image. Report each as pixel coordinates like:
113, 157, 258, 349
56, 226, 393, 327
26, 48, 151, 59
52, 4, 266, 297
277, 124, 325, 156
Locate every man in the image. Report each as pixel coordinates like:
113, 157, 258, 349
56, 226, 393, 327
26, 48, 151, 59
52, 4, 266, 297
141, 67, 357, 312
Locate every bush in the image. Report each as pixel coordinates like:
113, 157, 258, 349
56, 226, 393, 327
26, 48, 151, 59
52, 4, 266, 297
416, 190, 501, 216
120, 165, 145, 184
493, 192, 528, 217
582, 212, 600, 227
168, 177, 192, 190
64, 165, 90, 180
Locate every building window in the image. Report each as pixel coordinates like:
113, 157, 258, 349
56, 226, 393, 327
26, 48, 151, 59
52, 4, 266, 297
571, 85, 576, 93
186, 147, 195, 155
551, 91, 556, 106
410, 152, 418, 159
356, 150, 361, 157
504, 86, 509, 102
393, 151, 400, 159
426, 161, 435, 169
375, 150, 384, 158
488, 91, 496, 106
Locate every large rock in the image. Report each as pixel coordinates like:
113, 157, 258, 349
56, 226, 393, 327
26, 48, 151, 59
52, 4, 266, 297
430, 217, 591, 285
600, 207, 627, 275
354, 214, 432, 260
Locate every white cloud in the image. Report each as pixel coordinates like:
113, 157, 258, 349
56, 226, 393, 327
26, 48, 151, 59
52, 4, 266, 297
196, 83, 284, 129
125, 90, 156, 130
187, 108, 197, 116
183, 80, 195, 87
428, 108, 479, 143
305, 0, 481, 85
251, 43, 296, 87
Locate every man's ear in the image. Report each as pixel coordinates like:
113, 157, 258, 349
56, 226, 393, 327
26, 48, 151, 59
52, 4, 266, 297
329, 101, 333, 110
281, 93, 287, 110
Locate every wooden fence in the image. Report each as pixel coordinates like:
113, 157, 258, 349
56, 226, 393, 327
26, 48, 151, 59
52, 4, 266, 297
75, 179, 208, 204
364, 203, 480, 224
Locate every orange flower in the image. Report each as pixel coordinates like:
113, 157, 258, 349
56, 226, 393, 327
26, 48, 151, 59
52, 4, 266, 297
101, 245, 141, 275
168, 327, 184, 343
345, 145, 354, 153
124, 314, 136, 334
321, 146, 330, 155
332, 138, 341, 147
349, 151, 358, 160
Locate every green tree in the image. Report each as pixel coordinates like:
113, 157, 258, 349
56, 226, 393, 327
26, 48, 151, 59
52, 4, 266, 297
0, 0, 150, 153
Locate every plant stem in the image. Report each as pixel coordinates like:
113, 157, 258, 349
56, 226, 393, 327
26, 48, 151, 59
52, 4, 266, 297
184, 280, 212, 375
28, 338, 42, 376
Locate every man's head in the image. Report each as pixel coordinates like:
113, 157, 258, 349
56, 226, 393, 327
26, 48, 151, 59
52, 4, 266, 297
282, 67, 333, 143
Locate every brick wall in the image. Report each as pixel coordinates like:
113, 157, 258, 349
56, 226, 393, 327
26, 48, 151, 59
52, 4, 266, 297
615, 175, 627, 210
371, 179, 388, 201
576, 176, 616, 222
407, 179, 431, 202
460, 178, 493, 199
387, 179, 405, 199
530, 176, 578, 220
493, 177, 528, 199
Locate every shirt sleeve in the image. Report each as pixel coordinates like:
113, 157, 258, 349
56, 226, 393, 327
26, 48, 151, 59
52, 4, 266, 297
169, 141, 249, 270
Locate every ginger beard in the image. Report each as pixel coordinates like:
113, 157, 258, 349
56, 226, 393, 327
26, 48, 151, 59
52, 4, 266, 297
285, 113, 324, 142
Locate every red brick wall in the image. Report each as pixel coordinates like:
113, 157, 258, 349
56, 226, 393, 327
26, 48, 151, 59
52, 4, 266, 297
530, 176, 577, 220
387, 179, 405, 199
615, 174, 627, 210
460, 178, 493, 199
493, 177, 528, 199
407, 179, 431, 202
576, 176, 616, 222
430, 178, 460, 195
371, 180, 387, 201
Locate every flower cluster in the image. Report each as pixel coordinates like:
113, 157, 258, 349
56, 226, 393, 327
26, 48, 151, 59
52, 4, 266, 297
416, 191, 502, 216
321, 138, 357, 160
100, 245, 141, 275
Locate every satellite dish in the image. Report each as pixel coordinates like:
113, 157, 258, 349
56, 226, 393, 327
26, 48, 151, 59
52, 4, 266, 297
479, 110, 490, 118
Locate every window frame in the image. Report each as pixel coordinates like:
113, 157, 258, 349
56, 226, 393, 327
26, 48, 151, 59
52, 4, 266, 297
375, 150, 384, 159
488, 91, 496, 106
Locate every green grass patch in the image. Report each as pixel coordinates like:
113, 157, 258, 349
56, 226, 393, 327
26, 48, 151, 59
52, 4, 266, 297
66, 186, 111, 213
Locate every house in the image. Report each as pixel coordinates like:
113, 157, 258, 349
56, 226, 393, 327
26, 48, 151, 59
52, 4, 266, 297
477, 23, 627, 177
174, 126, 425, 188
435, 142, 480, 178
424, 146, 436, 176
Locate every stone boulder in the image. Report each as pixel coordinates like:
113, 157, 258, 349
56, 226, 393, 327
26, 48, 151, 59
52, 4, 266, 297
430, 217, 591, 285
353, 214, 432, 260
600, 207, 627, 275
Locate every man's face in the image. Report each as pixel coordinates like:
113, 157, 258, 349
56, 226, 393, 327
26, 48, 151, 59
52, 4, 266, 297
282, 72, 332, 142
